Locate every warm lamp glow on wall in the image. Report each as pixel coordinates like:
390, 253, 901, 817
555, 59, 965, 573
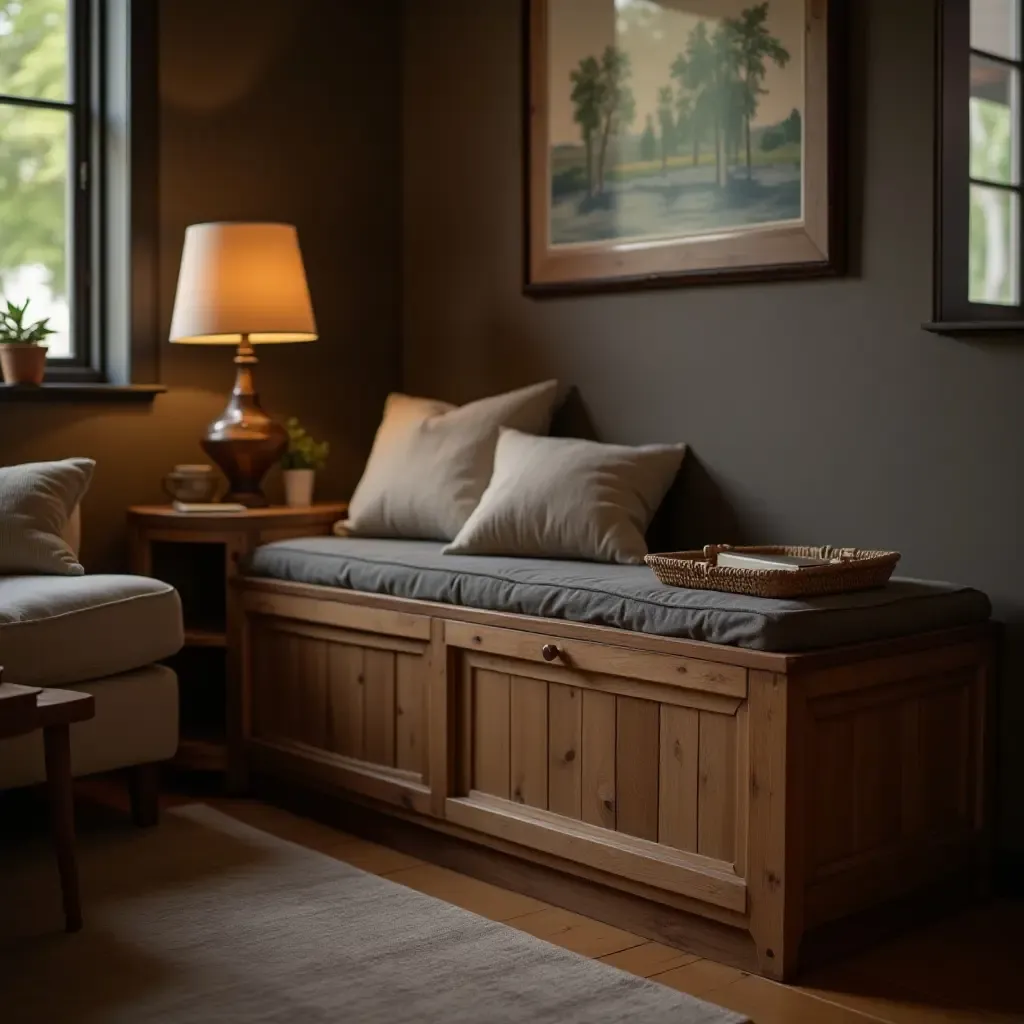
169, 222, 317, 506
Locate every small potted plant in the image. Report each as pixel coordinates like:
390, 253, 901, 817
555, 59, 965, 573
281, 417, 329, 508
0, 298, 55, 386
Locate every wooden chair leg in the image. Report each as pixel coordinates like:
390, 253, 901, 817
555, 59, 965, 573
43, 723, 82, 933
127, 762, 161, 827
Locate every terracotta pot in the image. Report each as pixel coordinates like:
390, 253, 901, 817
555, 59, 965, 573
0, 344, 47, 385
283, 468, 315, 508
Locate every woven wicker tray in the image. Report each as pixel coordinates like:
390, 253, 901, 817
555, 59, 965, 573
644, 545, 901, 599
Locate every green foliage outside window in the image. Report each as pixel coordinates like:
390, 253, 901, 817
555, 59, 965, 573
0, 0, 69, 296
969, 94, 1016, 305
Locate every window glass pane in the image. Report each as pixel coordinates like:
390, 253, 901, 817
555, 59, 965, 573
969, 184, 1019, 305
0, 105, 71, 357
972, 0, 1020, 61
0, 0, 68, 102
970, 57, 1018, 185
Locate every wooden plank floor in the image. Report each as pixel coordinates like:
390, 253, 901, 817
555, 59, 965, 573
12, 784, 1023, 1024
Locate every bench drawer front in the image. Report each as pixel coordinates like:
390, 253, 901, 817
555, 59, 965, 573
444, 621, 746, 698
248, 617, 431, 813
449, 642, 750, 914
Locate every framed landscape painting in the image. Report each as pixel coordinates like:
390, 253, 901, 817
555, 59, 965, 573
525, 0, 841, 294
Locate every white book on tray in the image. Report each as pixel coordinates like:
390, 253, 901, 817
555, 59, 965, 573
715, 551, 836, 573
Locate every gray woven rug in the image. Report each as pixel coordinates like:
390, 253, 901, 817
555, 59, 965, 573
0, 804, 746, 1023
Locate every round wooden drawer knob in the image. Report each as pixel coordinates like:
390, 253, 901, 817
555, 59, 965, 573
541, 644, 561, 662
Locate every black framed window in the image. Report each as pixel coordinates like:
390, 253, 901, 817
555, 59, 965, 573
0, 0, 160, 391
0, 0, 90, 366
933, 0, 1024, 330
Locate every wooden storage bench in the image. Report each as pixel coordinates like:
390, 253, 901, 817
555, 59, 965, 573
239, 589, 992, 979
239, 541, 993, 981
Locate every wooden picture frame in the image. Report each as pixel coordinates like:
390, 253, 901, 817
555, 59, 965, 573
524, 0, 844, 295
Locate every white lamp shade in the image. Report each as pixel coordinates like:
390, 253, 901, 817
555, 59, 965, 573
169, 222, 318, 344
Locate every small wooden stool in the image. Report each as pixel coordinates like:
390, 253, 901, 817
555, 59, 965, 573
0, 676, 95, 932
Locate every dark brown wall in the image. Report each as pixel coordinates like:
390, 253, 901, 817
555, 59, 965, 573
0, 0, 402, 572
401, 0, 1024, 853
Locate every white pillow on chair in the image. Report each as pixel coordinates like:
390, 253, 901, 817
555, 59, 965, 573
0, 459, 94, 575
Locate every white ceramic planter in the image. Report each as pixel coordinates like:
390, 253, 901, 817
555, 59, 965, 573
283, 468, 315, 508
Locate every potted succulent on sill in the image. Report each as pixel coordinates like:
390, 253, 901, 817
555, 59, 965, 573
0, 298, 55, 386
281, 417, 329, 508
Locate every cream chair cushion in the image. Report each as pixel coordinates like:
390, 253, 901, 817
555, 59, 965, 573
444, 429, 687, 564
0, 664, 179, 789
345, 381, 560, 541
0, 575, 183, 687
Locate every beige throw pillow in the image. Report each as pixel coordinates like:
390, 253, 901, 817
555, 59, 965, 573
0, 458, 95, 575
444, 430, 686, 564
346, 381, 560, 540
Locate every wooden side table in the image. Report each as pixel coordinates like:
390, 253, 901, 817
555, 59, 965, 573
0, 679, 95, 932
127, 503, 347, 791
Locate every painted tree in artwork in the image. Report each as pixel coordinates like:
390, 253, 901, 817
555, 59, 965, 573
570, 55, 605, 197
595, 45, 635, 194
0, 0, 69, 294
671, 5, 789, 188
726, 3, 790, 179
656, 85, 677, 173
673, 22, 734, 185
672, 25, 716, 172
640, 114, 657, 162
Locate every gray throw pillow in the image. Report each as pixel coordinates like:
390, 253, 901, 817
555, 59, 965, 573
0, 458, 95, 575
346, 381, 560, 541
444, 430, 686, 564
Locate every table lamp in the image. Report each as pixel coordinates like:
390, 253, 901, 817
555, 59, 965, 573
169, 222, 317, 507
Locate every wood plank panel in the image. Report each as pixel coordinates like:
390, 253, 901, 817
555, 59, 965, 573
659, 704, 699, 852
616, 696, 659, 841
273, 632, 301, 743
456, 658, 474, 797
430, 618, 456, 813
809, 712, 855, 868
446, 793, 747, 911
473, 669, 511, 798
259, 630, 284, 740
296, 637, 327, 748
920, 682, 971, 830
901, 697, 923, 838
250, 627, 272, 739
852, 702, 902, 853
697, 710, 737, 862
465, 651, 741, 716
581, 689, 616, 830
548, 683, 582, 818
747, 669, 801, 980
395, 652, 426, 777
243, 589, 431, 640
363, 648, 396, 767
444, 621, 747, 695
327, 643, 365, 759
510, 675, 548, 809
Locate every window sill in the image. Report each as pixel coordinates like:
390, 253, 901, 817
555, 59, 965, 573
0, 383, 166, 402
923, 321, 1024, 338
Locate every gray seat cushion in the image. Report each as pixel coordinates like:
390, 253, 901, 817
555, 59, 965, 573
0, 575, 184, 686
247, 537, 991, 653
